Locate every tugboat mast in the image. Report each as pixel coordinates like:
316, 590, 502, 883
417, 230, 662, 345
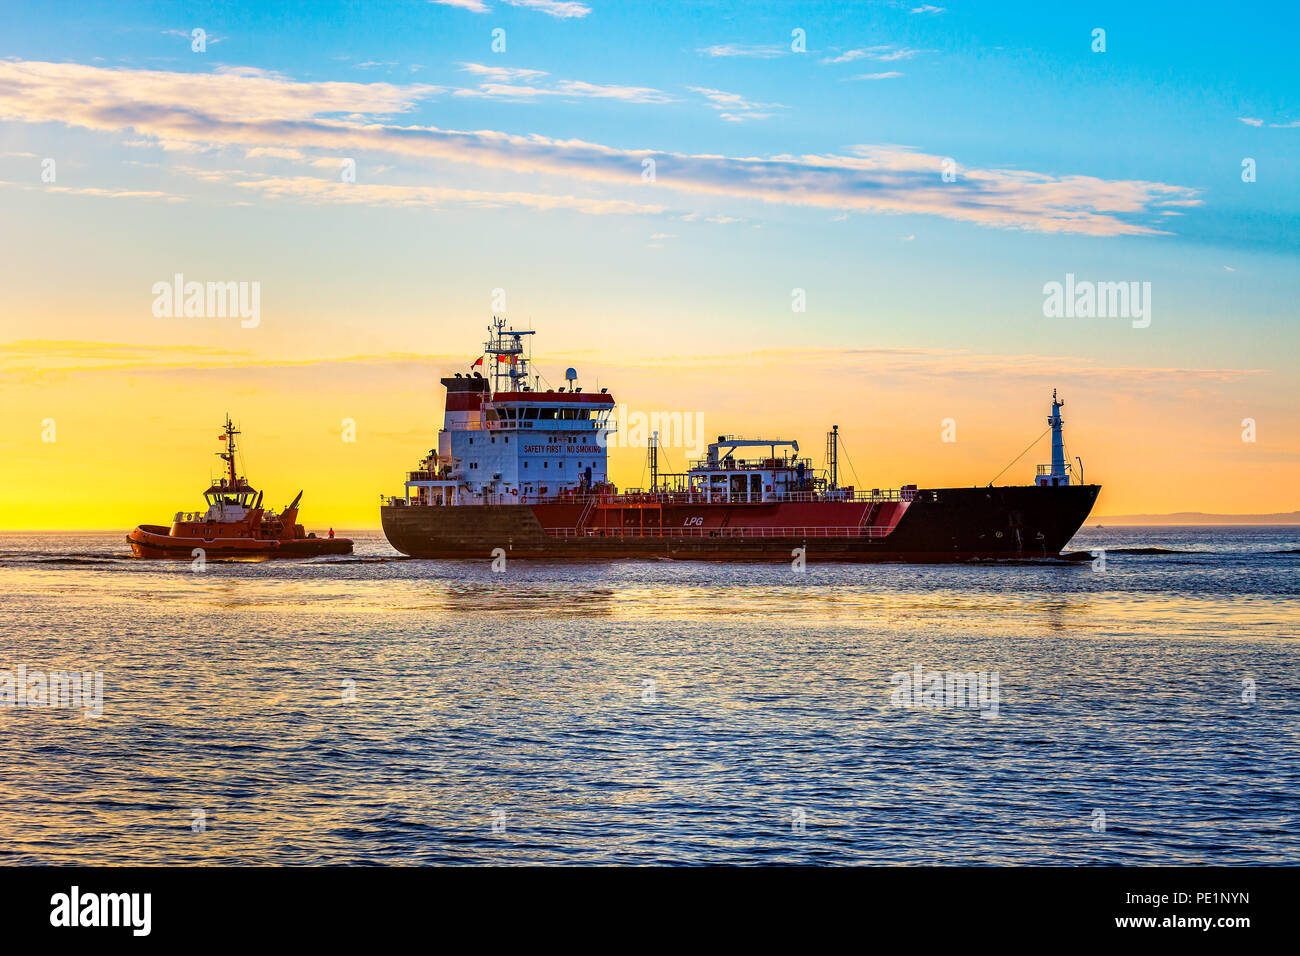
219, 415, 241, 487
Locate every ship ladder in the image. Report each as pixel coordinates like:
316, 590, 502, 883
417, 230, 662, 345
861, 501, 881, 536
576, 497, 596, 532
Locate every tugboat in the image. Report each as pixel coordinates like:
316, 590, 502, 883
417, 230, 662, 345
127, 417, 352, 559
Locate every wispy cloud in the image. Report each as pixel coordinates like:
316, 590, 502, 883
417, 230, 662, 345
0, 60, 1201, 237
459, 63, 548, 82
432, 0, 591, 17
0, 61, 440, 121
245, 146, 306, 160
822, 45, 932, 65
3, 339, 1264, 388
688, 86, 784, 121
161, 28, 226, 45
233, 174, 664, 216
1239, 115, 1300, 128
871, 45, 932, 61
456, 62, 673, 103
911, 5, 945, 14
852, 72, 903, 81
0, 178, 183, 202
503, 0, 591, 16
698, 43, 787, 58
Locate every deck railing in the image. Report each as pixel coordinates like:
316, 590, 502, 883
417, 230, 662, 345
383, 487, 917, 508
542, 525, 891, 539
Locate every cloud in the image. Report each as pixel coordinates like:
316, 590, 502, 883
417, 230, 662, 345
869, 46, 932, 61
456, 62, 673, 103
852, 72, 903, 80
3, 339, 1264, 389
823, 45, 931, 65
459, 62, 548, 82
698, 43, 787, 58
433, 0, 591, 16
0, 60, 440, 122
233, 174, 664, 216
244, 146, 305, 160
161, 28, 227, 45
0, 60, 1202, 237
0, 178, 184, 202
678, 212, 744, 224
1237, 115, 1299, 128
911, 5, 945, 14
689, 86, 784, 121
502, 0, 591, 16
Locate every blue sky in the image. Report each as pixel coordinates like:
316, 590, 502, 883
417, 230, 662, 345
1, 0, 1297, 521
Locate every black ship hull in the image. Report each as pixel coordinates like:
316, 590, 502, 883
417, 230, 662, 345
380, 484, 1101, 563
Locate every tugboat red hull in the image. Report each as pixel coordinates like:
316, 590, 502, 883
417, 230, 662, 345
127, 416, 351, 560
127, 525, 352, 559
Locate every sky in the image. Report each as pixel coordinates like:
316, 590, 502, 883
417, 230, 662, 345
0, 0, 1296, 528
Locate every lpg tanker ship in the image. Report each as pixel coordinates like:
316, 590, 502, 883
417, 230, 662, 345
381, 320, 1099, 562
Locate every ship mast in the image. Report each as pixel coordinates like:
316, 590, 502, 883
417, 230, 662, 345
483, 316, 535, 395
648, 430, 659, 493
826, 424, 839, 491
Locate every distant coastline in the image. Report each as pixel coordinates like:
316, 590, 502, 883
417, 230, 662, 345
1089, 512, 1300, 526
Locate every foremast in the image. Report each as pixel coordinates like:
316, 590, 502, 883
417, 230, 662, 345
1035, 390, 1071, 487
